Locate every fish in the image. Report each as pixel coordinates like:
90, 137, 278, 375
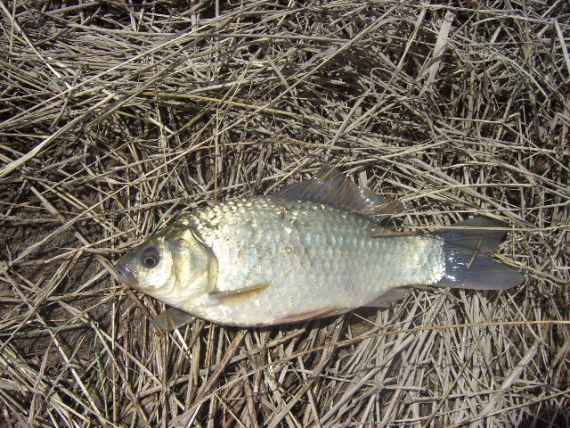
116, 165, 524, 330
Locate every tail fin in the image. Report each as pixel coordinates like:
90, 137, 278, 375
436, 217, 523, 290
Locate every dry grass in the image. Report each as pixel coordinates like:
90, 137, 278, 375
1, 1, 569, 426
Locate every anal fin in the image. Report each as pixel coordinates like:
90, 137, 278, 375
365, 288, 408, 308
274, 305, 346, 324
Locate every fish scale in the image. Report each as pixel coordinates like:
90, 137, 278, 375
180, 196, 445, 325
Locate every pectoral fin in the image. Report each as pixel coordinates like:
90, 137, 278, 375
154, 307, 195, 332
207, 283, 269, 305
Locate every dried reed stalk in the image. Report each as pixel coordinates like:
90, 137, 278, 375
1, 1, 568, 426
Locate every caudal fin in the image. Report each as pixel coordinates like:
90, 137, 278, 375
436, 217, 523, 290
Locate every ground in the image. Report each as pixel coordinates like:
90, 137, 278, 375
0, 1, 568, 427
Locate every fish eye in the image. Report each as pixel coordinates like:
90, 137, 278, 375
141, 247, 160, 269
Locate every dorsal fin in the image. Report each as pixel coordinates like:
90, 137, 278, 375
274, 165, 402, 223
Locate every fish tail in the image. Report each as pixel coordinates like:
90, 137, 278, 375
436, 217, 524, 290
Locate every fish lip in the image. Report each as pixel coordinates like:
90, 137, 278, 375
116, 257, 138, 288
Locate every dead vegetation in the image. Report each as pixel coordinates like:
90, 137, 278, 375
0, 1, 569, 426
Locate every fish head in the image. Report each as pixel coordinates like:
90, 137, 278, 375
116, 224, 215, 306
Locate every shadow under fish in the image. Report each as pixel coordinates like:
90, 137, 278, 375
116, 165, 524, 331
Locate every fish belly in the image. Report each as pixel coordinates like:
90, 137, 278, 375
186, 197, 445, 325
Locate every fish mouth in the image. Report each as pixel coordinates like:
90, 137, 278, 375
116, 256, 138, 288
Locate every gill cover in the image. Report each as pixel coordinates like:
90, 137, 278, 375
162, 226, 218, 305
116, 224, 217, 308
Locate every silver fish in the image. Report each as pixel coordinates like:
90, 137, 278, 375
116, 166, 523, 328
